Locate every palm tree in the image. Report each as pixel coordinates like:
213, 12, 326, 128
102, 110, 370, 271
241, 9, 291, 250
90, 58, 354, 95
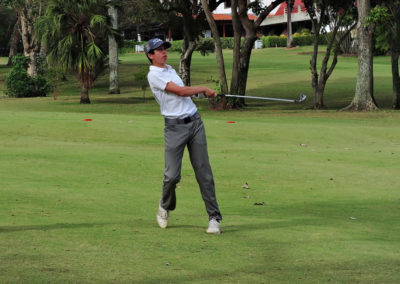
36, 0, 113, 103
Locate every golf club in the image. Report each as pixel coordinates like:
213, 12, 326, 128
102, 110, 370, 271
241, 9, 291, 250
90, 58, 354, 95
218, 93, 307, 103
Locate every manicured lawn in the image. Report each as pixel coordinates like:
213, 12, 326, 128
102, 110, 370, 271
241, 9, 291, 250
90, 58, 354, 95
0, 47, 399, 283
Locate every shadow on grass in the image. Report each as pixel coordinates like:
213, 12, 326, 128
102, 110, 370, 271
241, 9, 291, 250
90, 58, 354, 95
246, 77, 394, 110
167, 224, 203, 229
0, 222, 112, 233
94, 96, 155, 105
163, 218, 328, 234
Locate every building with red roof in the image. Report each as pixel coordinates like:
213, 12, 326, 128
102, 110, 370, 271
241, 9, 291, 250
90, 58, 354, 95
260, 0, 312, 35
273, 0, 307, 16
204, 13, 258, 38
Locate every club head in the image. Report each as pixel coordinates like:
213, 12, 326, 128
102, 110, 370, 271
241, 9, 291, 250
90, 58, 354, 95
298, 94, 307, 103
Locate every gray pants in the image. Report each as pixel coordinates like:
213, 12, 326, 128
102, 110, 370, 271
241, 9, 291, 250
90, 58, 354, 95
161, 114, 222, 221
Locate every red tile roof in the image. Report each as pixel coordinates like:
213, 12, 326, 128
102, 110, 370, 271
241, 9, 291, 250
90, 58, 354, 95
213, 13, 258, 21
272, 0, 305, 16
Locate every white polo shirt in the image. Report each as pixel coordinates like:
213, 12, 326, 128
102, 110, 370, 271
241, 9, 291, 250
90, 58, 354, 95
147, 64, 197, 119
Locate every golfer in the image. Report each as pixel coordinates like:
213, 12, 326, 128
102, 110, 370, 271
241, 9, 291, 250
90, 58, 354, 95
145, 38, 222, 234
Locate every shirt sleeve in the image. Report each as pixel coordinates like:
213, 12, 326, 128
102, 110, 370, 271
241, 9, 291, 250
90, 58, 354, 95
147, 71, 169, 92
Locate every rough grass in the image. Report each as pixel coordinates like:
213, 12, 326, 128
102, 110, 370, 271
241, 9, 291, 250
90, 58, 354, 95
0, 47, 399, 283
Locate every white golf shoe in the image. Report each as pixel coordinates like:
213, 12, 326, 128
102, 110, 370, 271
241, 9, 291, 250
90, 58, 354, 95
156, 203, 168, 229
206, 218, 221, 234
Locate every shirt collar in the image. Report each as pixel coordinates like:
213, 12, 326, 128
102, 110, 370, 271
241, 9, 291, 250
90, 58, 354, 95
149, 64, 171, 72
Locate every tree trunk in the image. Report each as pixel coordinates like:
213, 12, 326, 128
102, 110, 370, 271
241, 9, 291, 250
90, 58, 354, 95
230, 0, 284, 108
313, 83, 325, 109
236, 0, 258, 106
201, 0, 229, 109
80, 82, 91, 104
286, 0, 292, 48
230, 0, 241, 96
39, 41, 46, 60
179, 38, 196, 86
314, 14, 349, 109
238, 34, 257, 99
310, 21, 320, 108
391, 51, 400, 109
7, 18, 20, 66
108, 2, 120, 94
200, 0, 228, 94
305, 2, 356, 109
389, 7, 400, 109
315, 23, 356, 109
342, 0, 378, 111
18, 0, 39, 77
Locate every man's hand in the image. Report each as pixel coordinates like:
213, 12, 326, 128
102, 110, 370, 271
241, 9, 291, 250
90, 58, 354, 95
204, 88, 217, 98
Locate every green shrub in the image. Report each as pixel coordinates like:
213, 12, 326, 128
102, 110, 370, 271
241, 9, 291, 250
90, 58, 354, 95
196, 38, 215, 55
122, 40, 145, 49
220, 37, 245, 49
220, 37, 235, 49
6, 55, 52, 98
262, 36, 287, 47
292, 34, 315, 46
167, 37, 246, 51
167, 38, 216, 54
169, 37, 243, 50
169, 40, 183, 52
261, 34, 327, 47
300, 28, 311, 36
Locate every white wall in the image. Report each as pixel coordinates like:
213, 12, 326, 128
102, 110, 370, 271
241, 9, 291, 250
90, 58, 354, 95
214, 0, 274, 14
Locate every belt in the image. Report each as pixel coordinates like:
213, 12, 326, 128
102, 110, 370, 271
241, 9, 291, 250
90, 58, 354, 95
164, 112, 200, 124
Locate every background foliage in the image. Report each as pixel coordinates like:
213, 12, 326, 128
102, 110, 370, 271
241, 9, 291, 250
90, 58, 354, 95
5, 55, 52, 97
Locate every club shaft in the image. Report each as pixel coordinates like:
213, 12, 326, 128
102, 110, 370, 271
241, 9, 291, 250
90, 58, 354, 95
222, 94, 296, 102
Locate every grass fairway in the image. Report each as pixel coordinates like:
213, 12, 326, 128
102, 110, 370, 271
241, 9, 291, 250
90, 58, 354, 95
1, 48, 400, 283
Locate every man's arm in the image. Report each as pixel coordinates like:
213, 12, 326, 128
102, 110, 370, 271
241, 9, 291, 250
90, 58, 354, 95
165, 81, 217, 98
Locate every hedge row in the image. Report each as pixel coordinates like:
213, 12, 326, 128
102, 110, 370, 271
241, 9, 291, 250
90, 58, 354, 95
123, 40, 146, 48
168, 37, 246, 50
120, 40, 146, 54
169, 38, 215, 54
121, 34, 329, 54
261, 35, 328, 48
120, 38, 217, 54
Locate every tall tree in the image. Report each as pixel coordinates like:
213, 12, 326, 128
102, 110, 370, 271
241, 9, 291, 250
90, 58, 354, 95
286, 0, 294, 48
119, 0, 158, 41
230, 0, 241, 106
36, 0, 113, 104
178, 1, 199, 86
304, 0, 357, 109
343, 0, 378, 111
200, 0, 229, 108
156, 0, 211, 86
386, 1, 400, 109
7, 18, 20, 66
108, 0, 120, 94
15, 0, 41, 77
230, 0, 284, 107
0, 3, 18, 65
369, 1, 400, 109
